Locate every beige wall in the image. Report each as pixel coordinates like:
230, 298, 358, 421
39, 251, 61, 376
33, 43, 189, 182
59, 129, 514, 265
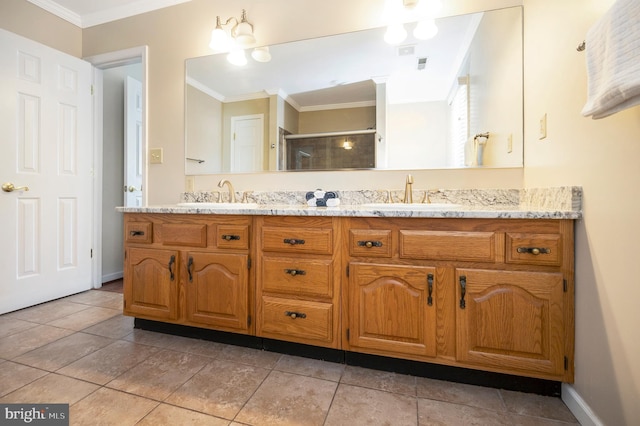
523, 0, 640, 424
0, 0, 81, 56
185, 85, 222, 174
298, 106, 376, 134
6, 0, 640, 423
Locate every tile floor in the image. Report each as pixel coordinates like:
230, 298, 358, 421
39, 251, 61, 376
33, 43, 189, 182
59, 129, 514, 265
0, 289, 580, 425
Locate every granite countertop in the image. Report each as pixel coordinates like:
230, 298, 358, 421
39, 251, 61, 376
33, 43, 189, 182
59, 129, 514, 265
116, 187, 582, 220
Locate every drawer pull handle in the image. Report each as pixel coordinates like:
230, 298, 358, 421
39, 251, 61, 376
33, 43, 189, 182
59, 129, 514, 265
130, 230, 145, 236
285, 311, 307, 319
517, 247, 550, 255
285, 269, 306, 276
187, 256, 194, 282
427, 274, 434, 306
222, 234, 241, 241
283, 238, 305, 245
459, 275, 466, 309
357, 240, 383, 248
168, 255, 176, 281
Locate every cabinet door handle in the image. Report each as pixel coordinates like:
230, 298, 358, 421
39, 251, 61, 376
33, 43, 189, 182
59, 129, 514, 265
357, 240, 383, 248
130, 230, 145, 236
168, 255, 176, 281
283, 238, 305, 245
285, 268, 306, 276
187, 256, 194, 282
222, 234, 240, 241
285, 311, 307, 319
427, 273, 434, 306
459, 275, 466, 309
517, 247, 551, 255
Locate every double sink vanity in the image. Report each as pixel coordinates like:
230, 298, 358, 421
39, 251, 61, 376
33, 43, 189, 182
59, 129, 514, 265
118, 185, 581, 386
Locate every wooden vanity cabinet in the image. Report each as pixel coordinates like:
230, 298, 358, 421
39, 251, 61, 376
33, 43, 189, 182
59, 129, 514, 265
342, 217, 575, 382
255, 216, 342, 348
123, 214, 253, 334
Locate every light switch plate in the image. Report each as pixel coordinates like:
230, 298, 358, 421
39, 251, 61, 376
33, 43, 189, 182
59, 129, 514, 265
150, 148, 163, 164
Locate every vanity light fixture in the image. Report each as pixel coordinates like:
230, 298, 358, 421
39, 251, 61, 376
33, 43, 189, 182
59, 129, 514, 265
209, 9, 271, 65
384, 0, 442, 45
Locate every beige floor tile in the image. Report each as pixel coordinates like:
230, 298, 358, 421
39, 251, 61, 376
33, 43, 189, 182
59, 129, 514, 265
235, 370, 338, 426
500, 389, 578, 423
0, 325, 75, 359
13, 332, 113, 371
274, 354, 345, 382
0, 317, 39, 338
106, 349, 209, 401
340, 365, 417, 396
0, 361, 48, 397
416, 377, 506, 411
63, 290, 123, 310
70, 387, 158, 426
325, 383, 418, 426
217, 344, 282, 368
418, 397, 513, 425
81, 314, 135, 339
5, 300, 89, 324
166, 358, 270, 419
57, 340, 160, 385
138, 404, 230, 426
0, 373, 99, 404
48, 306, 121, 331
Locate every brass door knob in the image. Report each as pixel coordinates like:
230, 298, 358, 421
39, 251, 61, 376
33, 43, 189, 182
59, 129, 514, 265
125, 186, 138, 192
2, 183, 29, 192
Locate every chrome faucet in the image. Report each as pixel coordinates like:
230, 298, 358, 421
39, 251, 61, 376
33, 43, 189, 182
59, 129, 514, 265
403, 174, 414, 203
218, 179, 236, 203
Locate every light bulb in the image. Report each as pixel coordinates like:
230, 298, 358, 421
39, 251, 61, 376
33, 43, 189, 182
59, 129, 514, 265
384, 24, 407, 45
227, 48, 247, 66
209, 27, 229, 51
251, 46, 271, 63
414, 19, 438, 40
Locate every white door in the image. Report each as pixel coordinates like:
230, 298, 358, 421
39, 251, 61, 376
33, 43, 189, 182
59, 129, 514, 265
0, 29, 94, 314
124, 76, 143, 207
230, 114, 263, 172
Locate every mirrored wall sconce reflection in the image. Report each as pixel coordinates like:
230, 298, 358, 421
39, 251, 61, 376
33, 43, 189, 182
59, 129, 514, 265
209, 9, 271, 65
384, 0, 442, 45
342, 139, 354, 150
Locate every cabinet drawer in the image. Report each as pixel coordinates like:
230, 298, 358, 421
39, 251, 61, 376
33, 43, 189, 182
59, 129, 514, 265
125, 222, 152, 244
160, 223, 207, 247
261, 227, 333, 255
260, 296, 333, 344
400, 230, 499, 262
262, 257, 334, 298
506, 233, 562, 266
349, 229, 392, 258
216, 224, 250, 250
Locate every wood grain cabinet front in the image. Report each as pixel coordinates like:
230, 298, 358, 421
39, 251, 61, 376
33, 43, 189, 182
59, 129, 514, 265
255, 216, 341, 348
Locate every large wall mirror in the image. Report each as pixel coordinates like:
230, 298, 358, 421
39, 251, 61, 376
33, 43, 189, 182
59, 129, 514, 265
185, 6, 522, 174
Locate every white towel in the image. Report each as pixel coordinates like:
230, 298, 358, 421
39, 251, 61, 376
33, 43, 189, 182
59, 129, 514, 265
581, 0, 640, 119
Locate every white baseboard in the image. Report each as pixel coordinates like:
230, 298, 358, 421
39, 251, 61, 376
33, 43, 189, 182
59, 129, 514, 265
101, 271, 123, 284
562, 384, 603, 426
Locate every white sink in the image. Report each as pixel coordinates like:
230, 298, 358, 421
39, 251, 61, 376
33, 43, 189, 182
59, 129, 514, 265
176, 202, 258, 209
361, 203, 461, 210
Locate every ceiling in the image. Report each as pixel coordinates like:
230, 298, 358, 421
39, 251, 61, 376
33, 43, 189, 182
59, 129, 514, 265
27, 0, 192, 28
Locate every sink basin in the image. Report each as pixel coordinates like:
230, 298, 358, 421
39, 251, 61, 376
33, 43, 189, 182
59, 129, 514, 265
361, 203, 461, 210
176, 202, 258, 209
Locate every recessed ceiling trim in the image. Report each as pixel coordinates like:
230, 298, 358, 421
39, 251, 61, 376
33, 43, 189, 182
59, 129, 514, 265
27, 0, 193, 28
27, 0, 81, 27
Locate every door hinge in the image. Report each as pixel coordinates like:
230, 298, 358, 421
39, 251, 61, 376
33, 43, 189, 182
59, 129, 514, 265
247, 257, 252, 270
563, 279, 568, 292
346, 265, 350, 277
346, 328, 350, 341
90, 249, 93, 258
247, 315, 252, 327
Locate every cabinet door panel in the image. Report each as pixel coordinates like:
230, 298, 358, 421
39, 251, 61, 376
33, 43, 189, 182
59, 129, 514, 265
348, 263, 437, 357
456, 269, 564, 376
124, 247, 179, 320
185, 251, 249, 332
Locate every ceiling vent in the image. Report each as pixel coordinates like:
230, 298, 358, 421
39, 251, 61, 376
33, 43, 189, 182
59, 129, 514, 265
397, 45, 416, 56
417, 57, 428, 70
